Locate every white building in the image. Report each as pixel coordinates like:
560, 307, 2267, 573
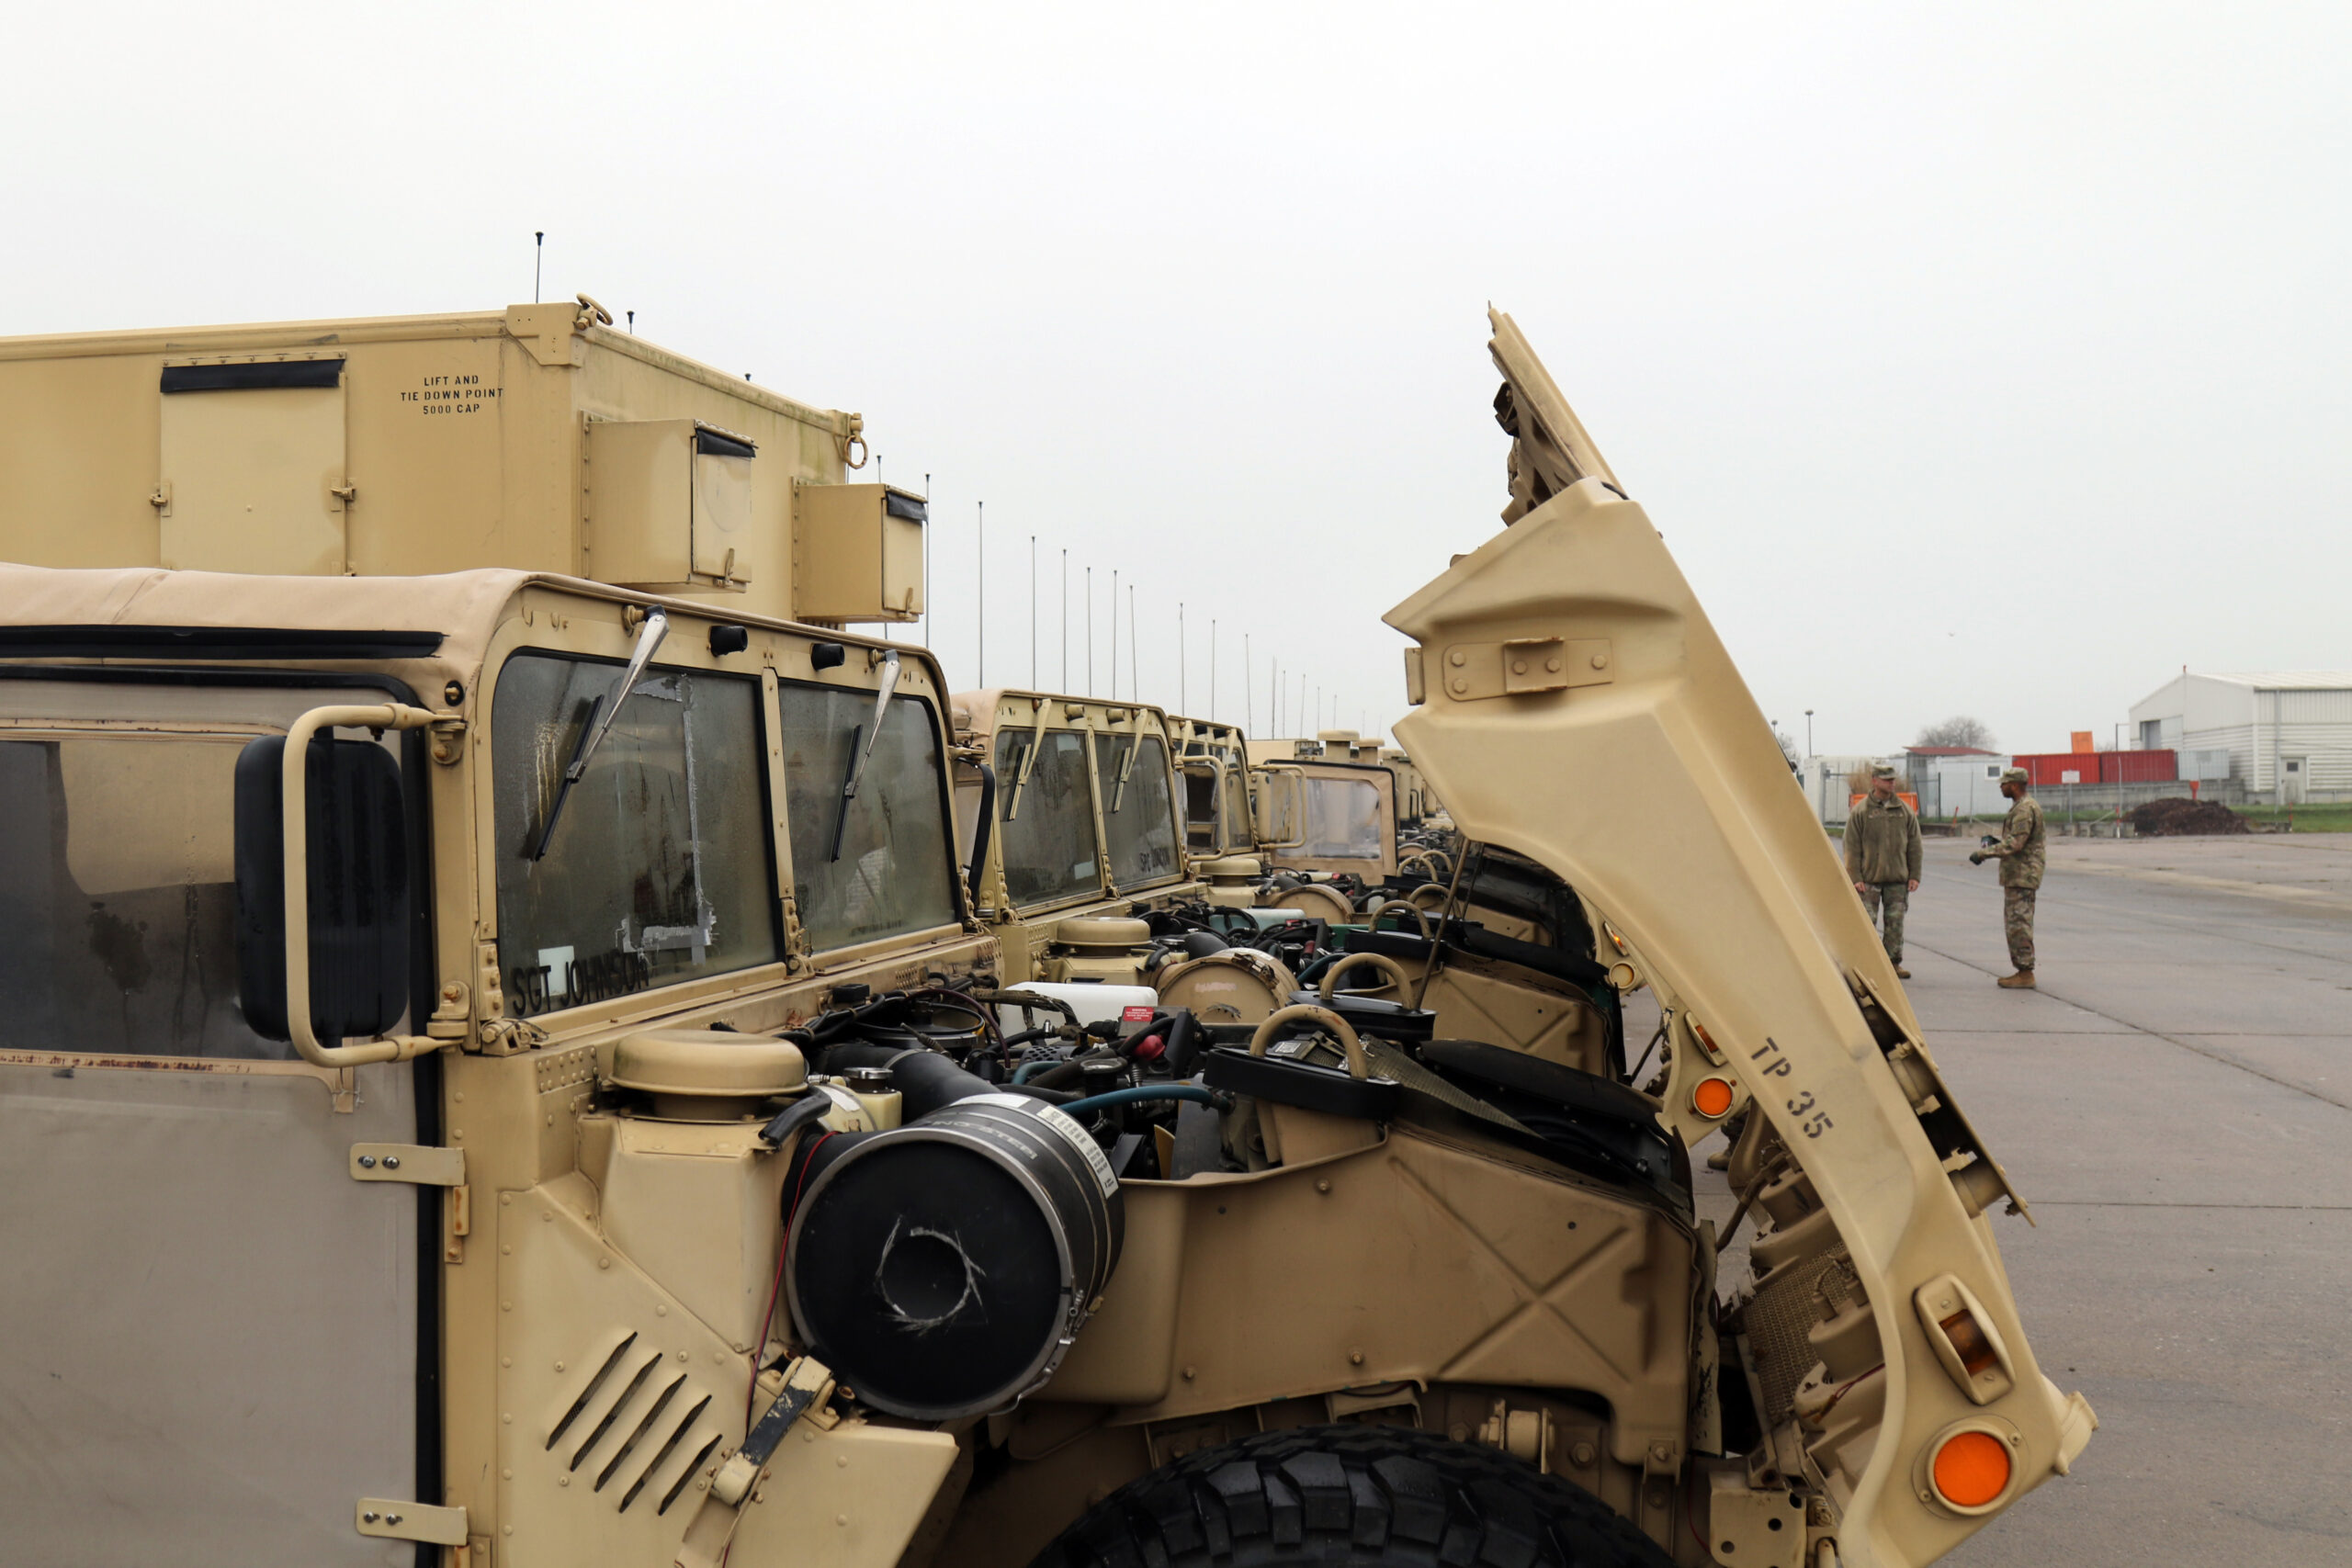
2129, 671, 2352, 803
1904, 747, 2007, 818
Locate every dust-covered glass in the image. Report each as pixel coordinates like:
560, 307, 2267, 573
492, 654, 776, 1017
775, 682, 958, 952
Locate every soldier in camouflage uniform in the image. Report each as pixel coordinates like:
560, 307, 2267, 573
1971, 767, 2045, 988
1846, 764, 1923, 977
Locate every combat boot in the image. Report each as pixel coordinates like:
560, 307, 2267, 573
1996, 970, 2035, 989
1895, 965, 1911, 979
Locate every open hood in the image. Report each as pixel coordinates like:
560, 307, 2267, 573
1385, 311, 2094, 1567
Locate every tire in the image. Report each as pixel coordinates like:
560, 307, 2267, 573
1029, 1423, 1676, 1568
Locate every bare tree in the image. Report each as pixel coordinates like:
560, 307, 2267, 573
1916, 716, 1996, 750
1771, 726, 1800, 770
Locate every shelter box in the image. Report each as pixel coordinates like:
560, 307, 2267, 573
791, 481, 926, 624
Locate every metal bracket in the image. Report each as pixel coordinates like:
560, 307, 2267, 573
350, 1144, 465, 1186
1434, 637, 1613, 701
356, 1499, 468, 1546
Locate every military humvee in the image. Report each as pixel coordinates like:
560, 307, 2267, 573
0, 300, 2086, 1568
950, 689, 1204, 988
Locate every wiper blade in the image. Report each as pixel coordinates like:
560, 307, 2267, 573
829, 649, 901, 861
531, 608, 670, 860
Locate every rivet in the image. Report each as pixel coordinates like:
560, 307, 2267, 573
501, 1301, 512, 1312
1449, 679, 1468, 695
357, 1155, 377, 1169
362, 1511, 381, 1523
836, 1454, 849, 1469
1349, 1349, 1364, 1365
547, 1114, 555, 1127
501, 1245, 511, 1256
656, 1303, 668, 1316
382, 1155, 401, 1170
598, 1258, 611, 1270
2009, 1433, 2023, 1446
1590, 653, 1608, 670
836, 1514, 849, 1527
558, 1475, 570, 1487
1315, 1179, 1330, 1193
500, 1356, 511, 1367
542, 1212, 553, 1223
1571, 1441, 1597, 1466
500, 1193, 511, 1206
502, 1468, 512, 1479
387, 1514, 403, 1526
1447, 649, 1465, 667
503, 1526, 514, 1537
1511, 660, 1527, 675
678, 1350, 689, 1362
1182, 1365, 1197, 1381
453, 1091, 465, 1103
1545, 657, 1562, 672
502, 1413, 512, 1424
452, 1129, 463, 1140
554, 1360, 565, 1371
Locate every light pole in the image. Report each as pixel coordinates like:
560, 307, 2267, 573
1804, 709, 1815, 758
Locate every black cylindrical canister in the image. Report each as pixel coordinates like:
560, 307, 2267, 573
785, 1093, 1123, 1419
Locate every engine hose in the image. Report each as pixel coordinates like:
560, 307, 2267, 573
1021, 1048, 1122, 1090
820, 1040, 1085, 1109
1055, 1084, 1225, 1120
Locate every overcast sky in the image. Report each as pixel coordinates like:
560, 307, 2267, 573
4, 3, 2344, 756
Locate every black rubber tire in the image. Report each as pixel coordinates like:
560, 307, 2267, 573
1029, 1423, 1676, 1567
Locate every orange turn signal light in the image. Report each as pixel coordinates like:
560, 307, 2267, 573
1690, 1076, 1736, 1119
1930, 1429, 2012, 1509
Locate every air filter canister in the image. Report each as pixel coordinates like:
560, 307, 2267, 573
785, 1093, 1123, 1419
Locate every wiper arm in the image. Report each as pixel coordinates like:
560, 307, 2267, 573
829, 649, 901, 861
531, 608, 670, 860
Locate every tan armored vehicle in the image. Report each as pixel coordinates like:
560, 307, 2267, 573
0, 301, 2086, 1568
951, 689, 1203, 988
1168, 714, 1261, 904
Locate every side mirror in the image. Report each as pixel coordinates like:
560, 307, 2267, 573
234, 726, 413, 1050
1252, 767, 1306, 851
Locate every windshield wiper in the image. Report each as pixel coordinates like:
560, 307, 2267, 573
829, 649, 901, 861
531, 608, 669, 860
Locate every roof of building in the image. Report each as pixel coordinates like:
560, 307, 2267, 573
1905, 745, 2001, 757
2179, 671, 2352, 691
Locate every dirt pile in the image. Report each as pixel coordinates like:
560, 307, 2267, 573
2129, 796, 2250, 837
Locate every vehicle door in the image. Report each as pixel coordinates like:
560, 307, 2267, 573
0, 674, 433, 1567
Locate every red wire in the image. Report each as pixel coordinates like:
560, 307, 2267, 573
746, 1130, 837, 1432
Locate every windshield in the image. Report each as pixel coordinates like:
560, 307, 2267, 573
995, 728, 1102, 908
0, 684, 409, 1059
492, 653, 776, 1017
776, 682, 958, 951
1298, 775, 1384, 860
1095, 732, 1179, 888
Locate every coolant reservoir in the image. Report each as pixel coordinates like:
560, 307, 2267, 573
996, 981, 1159, 1031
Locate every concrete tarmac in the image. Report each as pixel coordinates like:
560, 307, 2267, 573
1844, 834, 2352, 1565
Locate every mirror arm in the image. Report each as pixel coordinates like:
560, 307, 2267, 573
280, 703, 444, 1070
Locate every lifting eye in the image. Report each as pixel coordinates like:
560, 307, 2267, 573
1690, 1076, 1736, 1119
1930, 1429, 2012, 1510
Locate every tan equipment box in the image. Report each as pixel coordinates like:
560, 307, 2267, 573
0, 298, 920, 625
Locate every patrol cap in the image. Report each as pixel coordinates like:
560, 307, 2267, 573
2000, 767, 2029, 785
1871, 765, 1898, 781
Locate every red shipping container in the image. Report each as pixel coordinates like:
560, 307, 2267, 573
2101, 750, 2177, 784
2012, 753, 2097, 787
